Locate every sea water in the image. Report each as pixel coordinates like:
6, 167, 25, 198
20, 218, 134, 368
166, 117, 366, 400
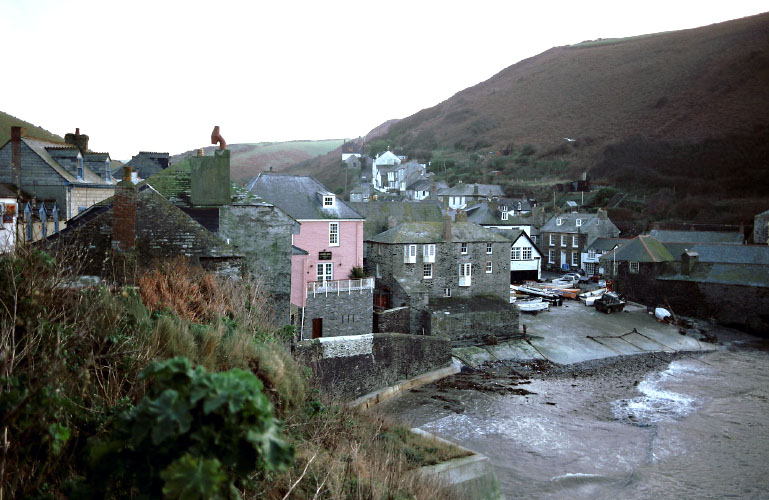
378, 340, 769, 499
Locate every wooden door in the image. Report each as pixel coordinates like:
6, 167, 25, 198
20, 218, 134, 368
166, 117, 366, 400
312, 318, 322, 338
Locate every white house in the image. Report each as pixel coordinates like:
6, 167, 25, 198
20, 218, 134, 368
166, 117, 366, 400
581, 237, 629, 276
509, 229, 542, 282
371, 151, 402, 192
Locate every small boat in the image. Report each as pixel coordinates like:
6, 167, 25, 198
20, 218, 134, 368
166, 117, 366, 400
559, 288, 581, 300
516, 298, 550, 313
579, 288, 606, 306
655, 307, 672, 322
594, 292, 626, 314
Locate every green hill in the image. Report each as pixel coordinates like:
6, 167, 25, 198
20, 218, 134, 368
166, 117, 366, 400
0, 110, 64, 145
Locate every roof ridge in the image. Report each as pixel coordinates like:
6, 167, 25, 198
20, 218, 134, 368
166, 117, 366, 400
638, 235, 659, 262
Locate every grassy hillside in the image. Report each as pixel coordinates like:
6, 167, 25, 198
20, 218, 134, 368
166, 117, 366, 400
289, 13, 769, 225
0, 110, 64, 145
172, 139, 344, 184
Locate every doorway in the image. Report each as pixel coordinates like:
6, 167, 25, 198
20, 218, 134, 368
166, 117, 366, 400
312, 318, 323, 338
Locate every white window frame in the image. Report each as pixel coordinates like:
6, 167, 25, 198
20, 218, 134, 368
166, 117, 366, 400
317, 263, 333, 282
460, 242, 468, 254
404, 244, 417, 263
486, 243, 493, 254
630, 261, 640, 274
376, 263, 381, 279
459, 263, 472, 286
329, 222, 339, 246
548, 249, 555, 264
556, 218, 563, 226
423, 244, 436, 263
444, 288, 451, 297
76, 153, 84, 180
423, 263, 433, 279
501, 211, 509, 221
588, 249, 597, 259
486, 261, 492, 273
511, 247, 521, 260
323, 195, 335, 207
576, 218, 582, 227
522, 247, 532, 260
572, 235, 579, 248
549, 234, 555, 246
572, 252, 579, 267
561, 235, 567, 247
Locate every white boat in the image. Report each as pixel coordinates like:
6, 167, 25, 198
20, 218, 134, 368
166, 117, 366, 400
579, 288, 606, 306
655, 307, 672, 321
516, 298, 550, 313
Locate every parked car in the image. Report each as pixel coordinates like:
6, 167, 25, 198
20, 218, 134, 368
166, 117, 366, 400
560, 272, 589, 284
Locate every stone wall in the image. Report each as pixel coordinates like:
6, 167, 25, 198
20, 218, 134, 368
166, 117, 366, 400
293, 333, 452, 399
429, 296, 520, 347
755, 212, 769, 245
71, 186, 115, 214
302, 287, 373, 339
374, 306, 409, 333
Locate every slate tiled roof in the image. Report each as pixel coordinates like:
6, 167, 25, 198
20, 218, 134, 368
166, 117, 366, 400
599, 235, 674, 263
686, 243, 769, 265
113, 152, 169, 180
587, 237, 631, 252
350, 201, 443, 239
541, 212, 619, 240
245, 173, 362, 220
292, 245, 309, 255
18, 138, 113, 186
367, 221, 512, 244
659, 263, 769, 288
436, 183, 504, 197
647, 229, 743, 245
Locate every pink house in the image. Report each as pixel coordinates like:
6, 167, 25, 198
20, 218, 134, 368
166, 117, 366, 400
246, 174, 373, 338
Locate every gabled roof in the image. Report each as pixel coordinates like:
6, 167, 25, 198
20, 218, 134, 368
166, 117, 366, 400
599, 235, 674, 263
586, 237, 631, 252
245, 173, 362, 220
113, 151, 169, 180
350, 201, 443, 239
437, 183, 504, 197
20, 138, 112, 185
659, 263, 769, 288
648, 229, 743, 245
367, 221, 511, 244
541, 212, 619, 237
684, 243, 769, 265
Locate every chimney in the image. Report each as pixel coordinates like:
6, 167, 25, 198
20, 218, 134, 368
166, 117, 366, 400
387, 215, 398, 229
489, 199, 498, 214
597, 208, 608, 220
681, 250, 698, 276
112, 166, 137, 252
455, 210, 468, 223
196, 148, 205, 157
473, 184, 479, 196
442, 209, 452, 242
11, 126, 25, 189
64, 128, 89, 153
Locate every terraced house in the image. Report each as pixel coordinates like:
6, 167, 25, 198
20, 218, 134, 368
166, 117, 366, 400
539, 209, 619, 272
0, 127, 116, 247
247, 173, 371, 339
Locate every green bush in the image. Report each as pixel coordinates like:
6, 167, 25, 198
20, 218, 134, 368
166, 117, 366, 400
81, 357, 294, 498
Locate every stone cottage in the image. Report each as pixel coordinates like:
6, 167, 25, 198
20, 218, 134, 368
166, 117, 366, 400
540, 209, 620, 272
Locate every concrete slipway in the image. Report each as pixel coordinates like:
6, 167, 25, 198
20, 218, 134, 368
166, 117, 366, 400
453, 300, 718, 368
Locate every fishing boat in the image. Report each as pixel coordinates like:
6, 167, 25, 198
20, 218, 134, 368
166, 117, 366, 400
515, 297, 549, 313
579, 288, 607, 306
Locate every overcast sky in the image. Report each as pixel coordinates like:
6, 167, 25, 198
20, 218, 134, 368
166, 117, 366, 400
1, 1, 766, 160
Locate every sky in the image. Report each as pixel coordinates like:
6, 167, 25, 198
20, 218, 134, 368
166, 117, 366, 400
1, 0, 767, 160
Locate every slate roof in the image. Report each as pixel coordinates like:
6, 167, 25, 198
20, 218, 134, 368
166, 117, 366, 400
246, 173, 362, 220
20, 138, 108, 185
647, 229, 743, 245
436, 183, 504, 197
292, 245, 309, 255
367, 221, 512, 244
350, 201, 443, 239
684, 244, 769, 265
599, 235, 674, 263
587, 237, 631, 252
541, 212, 620, 239
113, 152, 169, 180
659, 263, 769, 288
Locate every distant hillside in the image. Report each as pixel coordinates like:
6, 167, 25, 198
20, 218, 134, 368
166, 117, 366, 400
172, 140, 344, 184
0, 111, 64, 145
288, 13, 769, 225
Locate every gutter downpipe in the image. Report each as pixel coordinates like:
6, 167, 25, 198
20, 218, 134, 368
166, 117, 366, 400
300, 306, 305, 341
67, 184, 73, 219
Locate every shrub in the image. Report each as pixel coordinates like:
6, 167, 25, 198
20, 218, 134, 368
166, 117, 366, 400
82, 357, 294, 498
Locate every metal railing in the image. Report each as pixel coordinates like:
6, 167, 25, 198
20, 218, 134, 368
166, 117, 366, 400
306, 277, 375, 298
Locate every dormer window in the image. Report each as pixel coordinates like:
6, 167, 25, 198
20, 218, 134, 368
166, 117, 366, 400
517, 202, 522, 210
501, 211, 509, 221
77, 153, 84, 180
323, 195, 335, 208
556, 218, 563, 226
576, 218, 582, 227
105, 159, 112, 182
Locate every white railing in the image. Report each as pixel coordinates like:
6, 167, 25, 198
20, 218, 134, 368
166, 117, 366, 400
306, 277, 375, 298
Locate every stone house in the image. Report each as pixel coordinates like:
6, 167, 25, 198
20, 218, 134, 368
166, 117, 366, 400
465, 199, 541, 240
364, 217, 513, 338
371, 150, 401, 192
436, 183, 505, 210
0, 126, 116, 246
540, 209, 620, 272
247, 173, 371, 339
404, 176, 448, 201
598, 235, 676, 304
581, 237, 630, 276
754, 209, 769, 244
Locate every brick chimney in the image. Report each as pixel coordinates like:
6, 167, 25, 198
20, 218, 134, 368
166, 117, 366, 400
64, 128, 89, 153
11, 126, 25, 189
597, 208, 608, 220
442, 209, 452, 242
455, 209, 468, 223
112, 166, 137, 251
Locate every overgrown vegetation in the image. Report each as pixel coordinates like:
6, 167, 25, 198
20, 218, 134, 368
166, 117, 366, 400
0, 248, 463, 498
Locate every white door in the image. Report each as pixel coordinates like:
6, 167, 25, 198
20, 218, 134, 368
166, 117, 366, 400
459, 263, 472, 287
560, 250, 567, 270
317, 263, 333, 282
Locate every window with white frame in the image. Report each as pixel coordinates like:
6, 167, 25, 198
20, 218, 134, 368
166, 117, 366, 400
556, 218, 563, 226
517, 202, 522, 210
486, 261, 492, 273
511, 247, 521, 260
630, 261, 640, 274
613, 261, 619, 276
486, 243, 493, 254
376, 264, 381, 279
572, 252, 579, 267
444, 288, 451, 297
76, 153, 83, 180
423, 263, 433, 279
561, 235, 566, 247
522, 247, 532, 260
572, 235, 578, 248
460, 242, 467, 254
549, 234, 555, 246
329, 222, 339, 246
576, 218, 582, 227
548, 249, 555, 264
323, 195, 335, 207
459, 263, 472, 286
403, 244, 417, 263
501, 211, 509, 221
588, 249, 596, 259
423, 244, 436, 263
532, 235, 538, 244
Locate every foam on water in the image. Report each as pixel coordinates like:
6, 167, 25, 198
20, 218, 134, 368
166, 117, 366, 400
611, 360, 703, 426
